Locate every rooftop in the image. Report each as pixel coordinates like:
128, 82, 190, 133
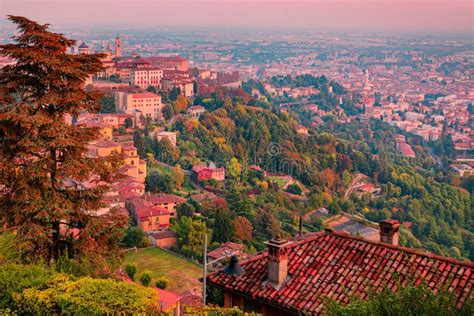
93, 139, 120, 148
131, 92, 161, 99
208, 230, 473, 314
146, 193, 186, 204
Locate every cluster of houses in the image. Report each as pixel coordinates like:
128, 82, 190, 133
77, 37, 194, 97
394, 134, 416, 158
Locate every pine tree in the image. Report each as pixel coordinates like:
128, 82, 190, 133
0, 16, 127, 264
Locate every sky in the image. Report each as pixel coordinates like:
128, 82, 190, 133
1, 0, 473, 34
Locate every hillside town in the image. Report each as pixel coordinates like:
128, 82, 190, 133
0, 6, 473, 315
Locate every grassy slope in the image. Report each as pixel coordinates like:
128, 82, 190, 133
124, 248, 202, 293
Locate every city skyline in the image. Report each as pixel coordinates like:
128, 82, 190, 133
1, 0, 473, 35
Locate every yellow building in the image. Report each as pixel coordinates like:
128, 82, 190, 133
90, 140, 146, 183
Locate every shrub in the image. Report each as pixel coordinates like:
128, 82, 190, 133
125, 264, 137, 281
139, 271, 152, 287
0, 263, 158, 314
155, 276, 169, 289
286, 183, 302, 195
184, 305, 246, 315
0, 264, 53, 310
19, 275, 158, 314
0, 231, 18, 264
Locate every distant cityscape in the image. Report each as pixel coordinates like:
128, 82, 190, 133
0, 11, 473, 315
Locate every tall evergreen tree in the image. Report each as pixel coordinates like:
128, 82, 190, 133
212, 207, 234, 243
0, 16, 127, 264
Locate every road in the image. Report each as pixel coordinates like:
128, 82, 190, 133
344, 173, 366, 199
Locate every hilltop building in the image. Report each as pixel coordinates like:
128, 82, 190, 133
192, 165, 225, 182
131, 66, 163, 90
115, 92, 163, 120
147, 56, 189, 72
187, 105, 206, 118
156, 131, 177, 147
88, 140, 147, 183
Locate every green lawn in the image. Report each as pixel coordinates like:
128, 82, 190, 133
268, 176, 288, 187
124, 248, 202, 293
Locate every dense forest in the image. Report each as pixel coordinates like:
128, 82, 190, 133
319, 120, 473, 260
147, 83, 474, 260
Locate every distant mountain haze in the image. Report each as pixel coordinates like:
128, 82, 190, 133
2, 0, 473, 34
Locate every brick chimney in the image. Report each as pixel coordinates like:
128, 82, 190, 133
264, 237, 291, 289
379, 219, 400, 246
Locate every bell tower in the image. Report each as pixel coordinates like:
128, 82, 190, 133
115, 35, 122, 58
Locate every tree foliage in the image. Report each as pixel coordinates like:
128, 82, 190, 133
98, 95, 116, 113
226, 157, 242, 180
0, 16, 127, 264
212, 206, 234, 243
122, 227, 148, 248
145, 170, 174, 194
172, 216, 211, 259
325, 280, 473, 316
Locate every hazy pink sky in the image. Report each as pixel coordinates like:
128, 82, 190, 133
1, 0, 473, 34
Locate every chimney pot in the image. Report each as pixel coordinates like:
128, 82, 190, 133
264, 237, 291, 289
379, 219, 400, 246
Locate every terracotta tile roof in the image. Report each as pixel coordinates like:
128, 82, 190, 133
156, 288, 180, 311
137, 205, 170, 220
93, 139, 120, 148
190, 192, 218, 203
131, 92, 160, 99
207, 242, 244, 261
192, 165, 208, 173
207, 231, 473, 314
121, 145, 137, 151
146, 193, 186, 204
148, 230, 176, 239
147, 56, 187, 62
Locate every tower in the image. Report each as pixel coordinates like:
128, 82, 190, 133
115, 35, 122, 58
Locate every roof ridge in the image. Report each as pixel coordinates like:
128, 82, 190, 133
326, 230, 473, 268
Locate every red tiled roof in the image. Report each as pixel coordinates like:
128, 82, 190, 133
93, 139, 120, 148
190, 192, 218, 203
146, 193, 186, 204
131, 92, 160, 99
148, 230, 176, 239
207, 231, 473, 314
156, 288, 180, 311
137, 205, 170, 220
207, 242, 244, 260
192, 165, 207, 173
147, 56, 187, 62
